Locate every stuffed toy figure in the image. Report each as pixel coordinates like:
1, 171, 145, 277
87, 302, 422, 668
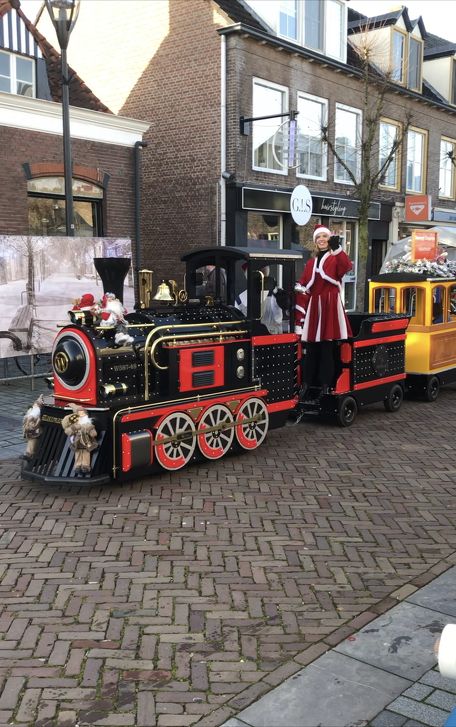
99, 292, 134, 345
61, 404, 98, 477
23, 394, 44, 460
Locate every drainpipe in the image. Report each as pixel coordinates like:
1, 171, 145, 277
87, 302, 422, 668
220, 34, 227, 246
134, 140, 148, 280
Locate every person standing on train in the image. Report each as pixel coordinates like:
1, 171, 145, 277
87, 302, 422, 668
295, 224, 352, 395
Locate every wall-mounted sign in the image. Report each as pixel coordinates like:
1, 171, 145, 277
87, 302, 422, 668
290, 184, 312, 226
411, 230, 438, 261
433, 208, 456, 223
311, 195, 381, 221
405, 195, 431, 222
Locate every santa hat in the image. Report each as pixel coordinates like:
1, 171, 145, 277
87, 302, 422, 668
79, 293, 95, 308
313, 224, 331, 242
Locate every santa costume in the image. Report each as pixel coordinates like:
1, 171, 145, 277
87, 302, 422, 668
295, 225, 352, 342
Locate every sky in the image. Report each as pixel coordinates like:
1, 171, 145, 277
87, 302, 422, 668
17, 0, 456, 44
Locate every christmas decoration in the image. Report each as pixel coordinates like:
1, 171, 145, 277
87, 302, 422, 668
22, 394, 44, 460
99, 292, 134, 345
61, 404, 98, 477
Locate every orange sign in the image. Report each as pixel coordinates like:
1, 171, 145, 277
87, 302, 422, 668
411, 230, 438, 261
405, 195, 431, 222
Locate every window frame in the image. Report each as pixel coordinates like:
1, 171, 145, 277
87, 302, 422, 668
334, 102, 362, 185
251, 77, 289, 176
378, 118, 402, 191
0, 49, 35, 97
406, 126, 428, 194
450, 58, 456, 107
390, 27, 407, 86
407, 35, 423, 92
275, 0, 346, 61
296, 91, 328, 181
439, 136, 456, 200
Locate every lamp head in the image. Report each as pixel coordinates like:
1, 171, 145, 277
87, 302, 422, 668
45, 0, 80, 49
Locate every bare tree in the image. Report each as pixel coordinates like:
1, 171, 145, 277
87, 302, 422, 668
321, 28, 412, 311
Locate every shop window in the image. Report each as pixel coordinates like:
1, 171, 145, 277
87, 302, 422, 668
252, 78, 288, 175
0, 50, 35, 97
331, 220, 357, 311
27, 177, 103, 236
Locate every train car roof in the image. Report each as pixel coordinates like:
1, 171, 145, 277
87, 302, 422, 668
370, 273, 456, 283
182, 246, 304, 263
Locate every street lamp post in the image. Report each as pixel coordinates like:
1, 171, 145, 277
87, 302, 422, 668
45, 0, 80, 237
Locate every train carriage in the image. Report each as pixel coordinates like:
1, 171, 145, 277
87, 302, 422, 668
369, 273, 456, 400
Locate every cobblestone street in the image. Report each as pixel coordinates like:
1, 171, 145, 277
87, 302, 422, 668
0, 386, 456, 726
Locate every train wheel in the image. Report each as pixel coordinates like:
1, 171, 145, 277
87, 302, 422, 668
336, 395, 358, 427
424, 376, 440, 402
197, 404, 234, 460
154, 412, 196, 470
384, 384, 403, 412
235, 397, 269, 450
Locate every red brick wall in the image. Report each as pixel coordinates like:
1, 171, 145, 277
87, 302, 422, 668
119, 0, 228, 283
0, 127, 136, 242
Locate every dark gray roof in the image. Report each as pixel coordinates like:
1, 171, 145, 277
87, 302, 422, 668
348, 8, 412, 34
424, 31, 456, 59
215, 0, 268, 32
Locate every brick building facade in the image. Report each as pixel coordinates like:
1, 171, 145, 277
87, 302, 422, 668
36, 0, 456, 305
1, 0, 148, 260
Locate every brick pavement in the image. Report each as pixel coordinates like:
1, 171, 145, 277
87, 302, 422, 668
0, 384, 456, 725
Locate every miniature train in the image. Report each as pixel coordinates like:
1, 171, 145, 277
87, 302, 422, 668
22, 246, 417, 485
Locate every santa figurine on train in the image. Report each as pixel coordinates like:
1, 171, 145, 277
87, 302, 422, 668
295, 224, 352, 397
99, 292, 134, 345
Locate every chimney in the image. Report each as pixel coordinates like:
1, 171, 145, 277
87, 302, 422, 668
93, 257, 130, 302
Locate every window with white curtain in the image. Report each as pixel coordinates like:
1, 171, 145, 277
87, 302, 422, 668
296, 92, 327, 180
252, 78, 288, 174
334, 104, 362, 184
406, 127, 427, 193
379, 119, 401, 190
439, 138, 456, 199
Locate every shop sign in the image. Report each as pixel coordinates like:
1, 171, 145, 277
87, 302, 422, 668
290, 185, 312, 225
433, 208, 456, 223
405, 195, 431, 222
311, 195, 380, 220
411, 230, 438, 260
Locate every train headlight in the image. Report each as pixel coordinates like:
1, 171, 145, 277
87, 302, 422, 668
236, 348, 245, 361
236, 365, 245, 379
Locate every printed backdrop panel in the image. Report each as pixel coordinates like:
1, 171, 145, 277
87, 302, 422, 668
0, 236, 134, 359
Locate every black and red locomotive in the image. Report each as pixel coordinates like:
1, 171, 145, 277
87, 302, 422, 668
22, 246, 409, 485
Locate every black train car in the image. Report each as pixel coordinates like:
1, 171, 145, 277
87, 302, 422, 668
297, 312, 410, 426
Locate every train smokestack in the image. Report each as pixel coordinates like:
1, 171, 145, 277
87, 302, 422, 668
93, 258, 131, 303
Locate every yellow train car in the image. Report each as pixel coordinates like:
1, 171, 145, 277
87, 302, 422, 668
369, 273, 456, 401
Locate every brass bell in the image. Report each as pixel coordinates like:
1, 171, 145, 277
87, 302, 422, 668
153, 281, 174, 302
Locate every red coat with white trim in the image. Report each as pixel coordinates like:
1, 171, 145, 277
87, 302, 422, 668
295, 246, 353, 342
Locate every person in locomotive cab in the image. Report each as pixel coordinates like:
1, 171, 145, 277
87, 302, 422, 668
295, 224, 352, 396
235, 264, 284, 334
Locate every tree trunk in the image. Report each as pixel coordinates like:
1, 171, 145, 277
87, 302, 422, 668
356, 212, 369, 312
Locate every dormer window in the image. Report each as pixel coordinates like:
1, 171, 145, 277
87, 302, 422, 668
408, 36, 422, 91
391, 29, 406, 84
451, 60, 456, 105
0, 50, 35, 97
248, 0, 346, 61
